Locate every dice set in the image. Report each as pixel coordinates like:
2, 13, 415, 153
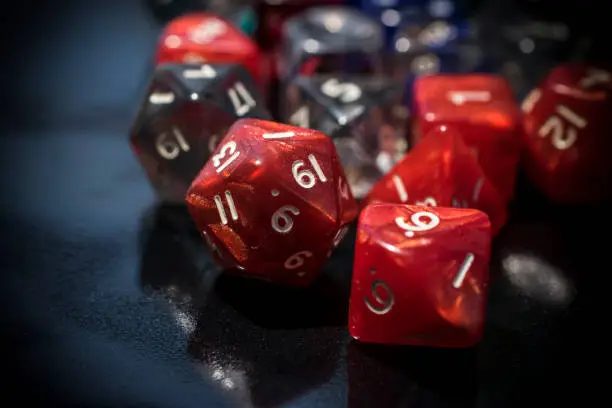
133, 1, 611, 348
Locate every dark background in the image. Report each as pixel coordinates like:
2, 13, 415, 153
1, 1, 608, 407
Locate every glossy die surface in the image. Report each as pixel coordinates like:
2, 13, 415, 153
256, 0, 345, 49
356, 0, 470, 49
129, 63, 270, 203
280, 6, 384, 79
283, 74, 408, 198
155, 13, 261, 84
186, 119, 358, 287
363, 125, 507, 235
349, 203, 491, 347
521, 64, 612, 203
199, 0, 258, 36
413, 74, 522, 201
392, 23, 488, 105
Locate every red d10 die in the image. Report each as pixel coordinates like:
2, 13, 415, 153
413, 74, 523, 202
521, 64, 612, 203
349, 203, 491, 347
156, 13, 261, 84
363, 125, 507, 235
186, 119, 358, 287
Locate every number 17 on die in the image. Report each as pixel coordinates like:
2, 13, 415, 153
186, 119, 359, 287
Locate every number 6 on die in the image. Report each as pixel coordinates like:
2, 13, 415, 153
271, 206, 300, 234
395, 211, 440, 237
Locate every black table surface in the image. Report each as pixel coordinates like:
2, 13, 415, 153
1, 2, 607, 407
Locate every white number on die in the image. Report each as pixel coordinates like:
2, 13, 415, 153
453, 253, 475, 289
182, 64, 217, 79
321, 78, 362, 103
149, 92, 175, 105
213, 190, 239, 225
271, 205, 300, 234
538, 105, 587, 150
227, 82, 257, 116
212, 141, 241, 173
289, 105, 310, 128
292, 154, 327, 189
365, 278, 395, 315
395, 211, 440, 237
332, 225, 349, 247
189, 19, 227, 44
338, 178, 350, 200
416, 197, 438, 206
579, 69, 611, 88
155, 127, 190, 160
391, 175, 408, 202
284, 250, 312, 270
447, 90, 491, 105
521, 88, 541, 113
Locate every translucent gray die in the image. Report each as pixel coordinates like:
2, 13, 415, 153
391, 20, 486, 79
282, 74, 409, 199
281, 6, 384, 79
129, 62, 271, 203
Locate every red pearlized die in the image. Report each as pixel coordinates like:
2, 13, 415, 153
349, 203, 491, 347
156, 13, 261, 85
412, 74, 523, 202
521, 64, 612, 203
186, 119, 358, 287
363, 125, 507, 236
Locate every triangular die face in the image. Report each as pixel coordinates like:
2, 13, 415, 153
298, 7, 383, 53
415, 130, 458, 205
216, 65, 270, 120
133, 70, 186, 131
161, 63, 270, 121
161, 62, 235, 96
132, 100, 236, 188
295, 74, 402, 125
244, 120, 341, 227
283, 81, 330, 132
439, 130, 491, 209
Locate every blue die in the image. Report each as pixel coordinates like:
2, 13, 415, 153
351, 0, 468, 48
391, 27, 494, 105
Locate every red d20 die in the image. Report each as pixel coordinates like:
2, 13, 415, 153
156, 13, 261, 85
186, 119, 358, 287
412, 74, 523, 202
521, 64, 612, 203
349, 203, 491, 347
363, 125, 507, 236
